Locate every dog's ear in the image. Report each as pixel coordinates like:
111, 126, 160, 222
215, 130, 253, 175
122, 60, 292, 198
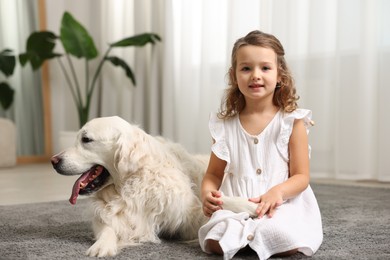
114, 133, 135, 174
114, 128, 146, 175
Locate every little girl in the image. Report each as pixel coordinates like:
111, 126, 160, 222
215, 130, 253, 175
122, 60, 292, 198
199, 30, 323, 259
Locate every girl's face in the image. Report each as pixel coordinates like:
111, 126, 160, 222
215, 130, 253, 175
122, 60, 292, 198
234, 45, 280, 105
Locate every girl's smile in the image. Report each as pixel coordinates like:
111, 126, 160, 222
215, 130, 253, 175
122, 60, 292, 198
249, 83, 264, 89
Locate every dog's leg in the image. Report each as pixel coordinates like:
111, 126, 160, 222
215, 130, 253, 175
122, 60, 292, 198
86, 224, 118, 257
221, 196, 258, 217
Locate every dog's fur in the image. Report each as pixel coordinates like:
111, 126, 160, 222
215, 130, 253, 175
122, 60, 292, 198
51, 116, 257, 257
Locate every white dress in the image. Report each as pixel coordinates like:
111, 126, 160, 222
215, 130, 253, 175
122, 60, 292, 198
198, 109, 323, 260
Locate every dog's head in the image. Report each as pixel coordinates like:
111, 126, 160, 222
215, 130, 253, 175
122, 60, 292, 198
51, 116, 148, 205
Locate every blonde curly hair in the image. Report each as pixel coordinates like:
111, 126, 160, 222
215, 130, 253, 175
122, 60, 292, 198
219, 30, 299, 119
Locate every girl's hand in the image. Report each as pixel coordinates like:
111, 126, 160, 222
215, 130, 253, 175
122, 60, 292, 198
202, 190, 223, 217
249, 188, 284, 218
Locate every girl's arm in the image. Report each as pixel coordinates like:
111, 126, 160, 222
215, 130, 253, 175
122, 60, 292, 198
280, 118, 311, 196
201, 152, 227, 217
250, 119, 310, 218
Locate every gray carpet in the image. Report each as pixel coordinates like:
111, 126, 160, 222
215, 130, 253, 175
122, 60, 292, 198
0, 183, 389, 260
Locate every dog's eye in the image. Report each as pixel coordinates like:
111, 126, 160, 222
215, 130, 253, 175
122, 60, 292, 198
82, 137, 93, 143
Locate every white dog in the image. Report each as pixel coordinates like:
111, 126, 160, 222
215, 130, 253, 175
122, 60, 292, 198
51, 116, 257, 257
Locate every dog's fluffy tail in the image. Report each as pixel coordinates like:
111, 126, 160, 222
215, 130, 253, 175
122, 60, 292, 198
221, 196, 258, 217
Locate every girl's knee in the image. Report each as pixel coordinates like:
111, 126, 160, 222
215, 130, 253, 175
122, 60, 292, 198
206, 239, 223, 255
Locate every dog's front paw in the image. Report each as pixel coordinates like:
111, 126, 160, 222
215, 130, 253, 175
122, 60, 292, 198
86, 239, 118, 257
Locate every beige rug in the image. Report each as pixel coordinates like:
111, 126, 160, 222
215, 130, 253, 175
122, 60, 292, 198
0, 183, 389, 260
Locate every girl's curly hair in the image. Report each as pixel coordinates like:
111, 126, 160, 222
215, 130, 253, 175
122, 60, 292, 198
219, 30, 299, 119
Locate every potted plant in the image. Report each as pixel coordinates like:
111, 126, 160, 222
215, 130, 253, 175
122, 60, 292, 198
19, 11, 161, 128
0, 49, 15, 111
0, 49, 17, 167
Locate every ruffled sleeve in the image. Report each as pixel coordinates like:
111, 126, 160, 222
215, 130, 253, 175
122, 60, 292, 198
209, 113, 230, 163
276, 109, 314, 162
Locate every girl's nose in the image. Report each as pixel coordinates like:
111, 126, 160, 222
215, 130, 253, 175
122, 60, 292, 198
252, 69, 262, 81
252, 73, 261, 81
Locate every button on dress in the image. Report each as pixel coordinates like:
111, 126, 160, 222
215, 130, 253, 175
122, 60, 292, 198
198, 109, 323, 260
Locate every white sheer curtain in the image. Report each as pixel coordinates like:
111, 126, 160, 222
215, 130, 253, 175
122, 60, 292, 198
0, 0, 44, 155
160, 0, 390, 182
47, 0, 389, 181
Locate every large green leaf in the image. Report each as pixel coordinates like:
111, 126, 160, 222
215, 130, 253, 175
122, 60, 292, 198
105, 56, 136, 85
110, 33, 161, 48
60, 12, 98, 60
0, 82, 14, 110
19, 31, 60, 70
0, 49, 16, 77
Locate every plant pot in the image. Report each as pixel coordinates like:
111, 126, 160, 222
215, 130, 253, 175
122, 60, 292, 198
58, 131, 78, 152
0, 118, 16, 167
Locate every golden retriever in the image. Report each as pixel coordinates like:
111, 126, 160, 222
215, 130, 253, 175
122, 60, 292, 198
51, 116, 256, 257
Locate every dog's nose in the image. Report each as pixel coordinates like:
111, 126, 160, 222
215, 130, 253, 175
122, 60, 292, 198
50, 155, 61, 168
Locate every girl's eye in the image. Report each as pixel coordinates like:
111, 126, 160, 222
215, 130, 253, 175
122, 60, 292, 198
262, 66, 270, 71
241, 67, 251, 71
82, 136, 93, 143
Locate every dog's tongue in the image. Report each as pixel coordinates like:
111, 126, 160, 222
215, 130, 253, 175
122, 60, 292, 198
69, 171, 93, 205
